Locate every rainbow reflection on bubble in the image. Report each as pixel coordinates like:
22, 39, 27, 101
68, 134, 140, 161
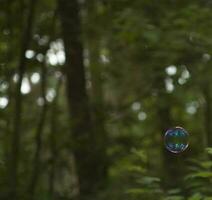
164, 127, 189, 153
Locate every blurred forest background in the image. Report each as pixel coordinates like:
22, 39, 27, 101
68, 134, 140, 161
1, 0, 212, 200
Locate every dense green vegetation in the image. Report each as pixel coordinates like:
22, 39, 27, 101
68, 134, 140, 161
0, 0, 212, 199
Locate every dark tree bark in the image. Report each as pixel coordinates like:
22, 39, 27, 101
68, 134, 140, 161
89, 43, 108, 183
154, 68, 186, 189
86, 0, 108, 188
203, 84, 212, 147
10, 0, 37, 198
58, 0, 107, 199
156, 100, 180, 188
28, 14, 56, 199
48, 77, 62, 200
27, 62, 48, 199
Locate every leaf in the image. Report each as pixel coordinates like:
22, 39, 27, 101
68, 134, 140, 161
205, 148, 212, 155
137, 176, 161, 185
185, 172, 212, 180
188, 193, 203, 200
200, 161, 212, 169
167, 188, 182, 195
164, 196, 185, 200
127, 188, 148, 194
127, 165, 146, 173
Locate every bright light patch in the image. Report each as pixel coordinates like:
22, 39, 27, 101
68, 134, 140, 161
48, 53, 58, 66
182, 68, 190, 79
186, 101, 198, 115
84, 58, 90, 67
138, 112, 147, 121
46, 89, 56, 102
178, 67, 190, 85
0, 82, 8, 91
25, 50, 35, 59
13, 74, 19, 83
178, 78, 186, 85
38, 35, 49, 46
31, 73, 40, 84
100, 54, 110, 64
83, 49, 90, 67
46, 40, 66, 66
57, 50, 65, 65
203, 53, 211, 62
165, 78, 174, 93
131, 102, 141, 111
37, 97, 44, 106
165, 65, 177, 76
100, 48, 110, 64
36, 54, 44, 62
0, 97, 8, 109
55, 71, 62, 79
186, 106, 196, 114
21, 77, 31, 94
86, 80, 92, 89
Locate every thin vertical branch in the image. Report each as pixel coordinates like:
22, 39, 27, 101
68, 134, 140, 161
27, 62, 48, 199
48, 77, 63, 200
28, 14, 56, 199
10, 0, 38, 198
203, 83, 212, 147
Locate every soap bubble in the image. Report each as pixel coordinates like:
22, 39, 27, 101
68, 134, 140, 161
164, 127, 189, 153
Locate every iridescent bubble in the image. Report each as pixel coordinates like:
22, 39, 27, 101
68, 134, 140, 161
164, 127, 189, 153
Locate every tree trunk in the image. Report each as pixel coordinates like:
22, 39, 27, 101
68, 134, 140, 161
28, 14, 56, 199
86, 1, 108, 186
154, 69, 185, 189
58, 0, 107, 199
203, 84, 212, 147
27, 62, 48, 199
48, 77, 62, 200
89, 42, 108, 183
10, 0, 37, 198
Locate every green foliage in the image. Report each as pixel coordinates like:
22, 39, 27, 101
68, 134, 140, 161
119, 148, 212, 200
185, 148, 212, 198
126, 149, 163, 200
